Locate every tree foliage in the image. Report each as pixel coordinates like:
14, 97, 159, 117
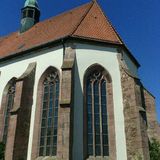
149, 138, 160, 160
0, 142, 5, 160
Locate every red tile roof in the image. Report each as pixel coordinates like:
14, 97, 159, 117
0, 1, 123, 59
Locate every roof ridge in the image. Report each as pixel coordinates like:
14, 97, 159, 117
31, 2, 92, 32
94, 1, 123, 44
71, 1, 94, 36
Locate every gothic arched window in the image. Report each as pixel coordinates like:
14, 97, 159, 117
39, 71, 59, 156
3, 81, 16, 144
85, 67, 109, 158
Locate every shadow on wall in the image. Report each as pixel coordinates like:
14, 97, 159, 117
72, 57, 83, 160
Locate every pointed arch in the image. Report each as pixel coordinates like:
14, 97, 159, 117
83, 64, 116, 159
32, 66, 60, 159
0, 77, 17, 144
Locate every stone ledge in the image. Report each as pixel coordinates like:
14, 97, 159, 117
87, 156, 109, 160
36, 157, 57, 160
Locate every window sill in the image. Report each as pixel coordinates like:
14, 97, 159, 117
36, 156, 57, 160
87, 156, 109, 160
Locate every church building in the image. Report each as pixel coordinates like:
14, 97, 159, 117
0, 0, 159, 160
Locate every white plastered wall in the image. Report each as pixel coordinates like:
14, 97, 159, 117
0, 46, 63, 160
72, 43, 135, 160
0, 42, 138, 160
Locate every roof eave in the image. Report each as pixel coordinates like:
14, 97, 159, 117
0, 36, 140, 68
0, 36, 70, 62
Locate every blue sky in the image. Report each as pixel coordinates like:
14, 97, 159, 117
0, 0, 160, 122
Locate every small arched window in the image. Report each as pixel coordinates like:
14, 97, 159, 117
3, 81, 16, 144
85, 67, 109, 158
39, 71, 59, 156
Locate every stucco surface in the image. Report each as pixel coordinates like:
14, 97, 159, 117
73, 43, 128, 160
0, 46, 63, 160
0, 43, 138, 160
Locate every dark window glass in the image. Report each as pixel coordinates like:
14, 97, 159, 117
88, 134, 93, 144
87, 95, 92, 104
39, 147, 44, 156
88, 145, 93, 155
22, 10, 27, 18
86, 70, 109, 157
103, 145, 109, 156
40, 137, 45, 146
95, 135, 100, 144
101, 81, 109, 156
53, 136, 57, 145
3, 83, 15, 144
39, 72, 59, 156
95, 145, 101, 155
28, 9, 34, 18
52, 146, 56, 155
103, 135, 108, 145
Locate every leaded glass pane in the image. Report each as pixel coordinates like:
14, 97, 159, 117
95, 135, 100, 144
86, 69, 109, 157
103, 146, 109, 156
101, 80, 109, 156
88, 124, 92, 133
3, 82, 15, 144
52, 146, 57, 155
88, 145, 93, 155
95, 145, 101, 155
53, 127, 57, 135
87, 95, 92, 104
87, 104, 92, 114
87, 79, 93, 156
39, 147, 44, 156
103, 135, 108, 145
40, 137, 45, 146
47, 137, 51, 145
39, 72, 59, 156
88, 134, 93, 144
46, 147, 50, 155
102, 125, 108, 133
53, 136, 57, 145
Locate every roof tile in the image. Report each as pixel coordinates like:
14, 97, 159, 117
0, 1, 123, 59
72, 2, 122, 44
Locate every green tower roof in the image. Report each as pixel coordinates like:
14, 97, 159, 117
24, 0, 39, 8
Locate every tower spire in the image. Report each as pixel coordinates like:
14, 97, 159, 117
20, 0, 40, 33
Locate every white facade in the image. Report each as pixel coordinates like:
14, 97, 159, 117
0, 46, 63, 160
0, 43, 138, 160
73, 43, 134, 160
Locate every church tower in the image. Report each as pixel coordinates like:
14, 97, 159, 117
20, 0, 40, 33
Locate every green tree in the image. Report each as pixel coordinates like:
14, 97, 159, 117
0, 142, 5, 160
149, 138, 160, 160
